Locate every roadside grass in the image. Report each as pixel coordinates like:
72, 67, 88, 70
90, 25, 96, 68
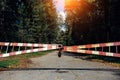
0, 50, 56, 69
0, 60, 19, 68
84, 55, 120, 67
86, 55, 120, 64
65, 52, 120, 67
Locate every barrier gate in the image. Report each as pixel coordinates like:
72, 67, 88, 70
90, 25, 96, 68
0, 42, 120, 58
0, 42, 59, 58
64, 42, 120, 58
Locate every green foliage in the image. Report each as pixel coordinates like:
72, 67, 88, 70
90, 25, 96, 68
55, 27, 74, 46
0, 50, 55, 68
0, 0, 59, 43
86, 55, 120, 64
0, 60, 18, 68
65, 0, 120, 45
0, 0, 18, 41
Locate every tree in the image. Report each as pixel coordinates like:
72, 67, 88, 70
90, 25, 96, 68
0, 0, 19, 42
0, 0, 59, 43
32, 0, 59, 43
65, 0, 120, 45
65, 0, 94, 45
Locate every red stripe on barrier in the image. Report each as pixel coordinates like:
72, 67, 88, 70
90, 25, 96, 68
114, 42, 120, 46
38, 44, 43, 47
113, 53, 120, 58
99, 52, 106, 56
48, 45, 52, 50
85, 45, 92, 48
11, 43, 18, 46
0, 54, 2, 57
85, 50, 92, 54
22, 50, 27, 54
9, 52, 16, 56
32, 44, 34, 47
99, 43, 106, 47
72, 46, 78, 52
23, 43, 28, 46
0, 42, 5, 46
64, 46, 67, 51
31, 49, 34, 53
38, 48, 43, 51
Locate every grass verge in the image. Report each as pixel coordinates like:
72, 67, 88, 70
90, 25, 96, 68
86, 55, 120, 67
65, 52, 120, 68
0, 50, 56, 70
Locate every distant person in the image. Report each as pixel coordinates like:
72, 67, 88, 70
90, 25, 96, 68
58, 44, 63, 58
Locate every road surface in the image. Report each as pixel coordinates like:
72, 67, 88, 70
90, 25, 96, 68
0, 51, 120, 80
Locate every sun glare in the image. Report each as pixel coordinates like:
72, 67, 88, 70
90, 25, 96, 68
65, 0, 79, 8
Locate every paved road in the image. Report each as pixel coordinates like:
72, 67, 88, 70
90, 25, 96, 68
0, 51, 120, 80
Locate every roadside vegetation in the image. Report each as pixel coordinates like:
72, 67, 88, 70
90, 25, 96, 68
86, 55, 120, 66
66, 52, 120, 67
0, 50, 55, 70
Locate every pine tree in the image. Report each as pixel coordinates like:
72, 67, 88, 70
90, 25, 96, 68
0, 0, 59, 43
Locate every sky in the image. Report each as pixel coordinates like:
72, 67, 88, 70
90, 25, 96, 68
53, 0, 66, 31
53, 0, 65, 12
53, 0, 65, 20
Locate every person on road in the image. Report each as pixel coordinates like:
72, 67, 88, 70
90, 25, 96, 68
58, 44, 63, 58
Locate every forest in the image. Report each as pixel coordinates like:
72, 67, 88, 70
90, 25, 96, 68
63, 0, 120, 45
0, 0, 58, 43
0, 0, 120, 46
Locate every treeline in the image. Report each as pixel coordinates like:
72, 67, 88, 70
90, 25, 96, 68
64, 0, 120, 45
0, 0, 59, 43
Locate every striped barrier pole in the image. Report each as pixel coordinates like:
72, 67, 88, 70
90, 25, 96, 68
63, 42, 120, 58
0, 42, 60, 58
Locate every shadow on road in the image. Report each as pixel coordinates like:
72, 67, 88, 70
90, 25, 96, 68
11, 68, 120, 72
63, 52, 120, 63
10, 68, 120, 77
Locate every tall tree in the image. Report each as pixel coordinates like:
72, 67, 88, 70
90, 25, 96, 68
17, 0, 35, 42
0, 0, 18, 42
0, 0, 59, 43
32, 0, 58, 43
65, 0, 120, 45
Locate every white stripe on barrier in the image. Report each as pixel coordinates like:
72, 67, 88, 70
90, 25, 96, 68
16, 51, 22, 55
92, 51, 99, 55
26, 50, 32, 53
77, 50, 86, 53
51, 45, 58, 48
42, 47, 48, 51
27, 43, 32, 47
78, 46, 86, 49
106, 52, 113, 56
33, 49, 39, 52
106, 43, 114, 46
18, 43, 23, 46
91, 44, 100, 48
34, 44, 39, 47
2, 54, 9, 57
5, 43, 9, 46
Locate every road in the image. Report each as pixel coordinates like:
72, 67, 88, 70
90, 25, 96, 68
0, 51, 120, 80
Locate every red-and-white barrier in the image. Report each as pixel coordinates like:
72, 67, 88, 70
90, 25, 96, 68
0, 42, 58, 47
1, 42, 120, 58
0, 42, 60, 58
64, 42, 120, 58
